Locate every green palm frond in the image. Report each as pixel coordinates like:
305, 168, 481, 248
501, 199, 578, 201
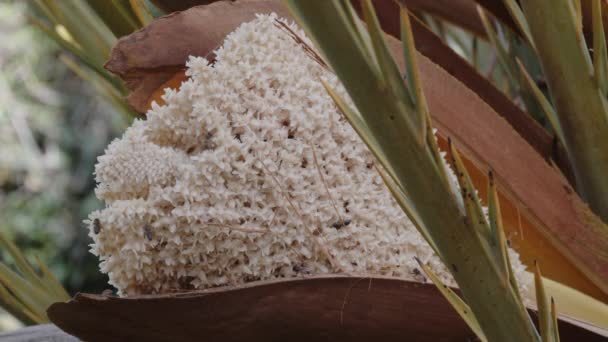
285, 1, 551, 340
515, 0, 608, 222
28, 0, 165, 120
0, 232, 70, 325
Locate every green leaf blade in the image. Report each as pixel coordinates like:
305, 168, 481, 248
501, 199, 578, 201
520, 0, 608, 222
417, 258, 487, 342
287, 1, 538, 340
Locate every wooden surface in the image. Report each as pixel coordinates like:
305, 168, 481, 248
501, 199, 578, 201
0, 324, 78, 342
48, 276, 605, 342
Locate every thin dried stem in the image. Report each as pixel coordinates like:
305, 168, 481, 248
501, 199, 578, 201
205, 223, 269, 234
274, 18, 329, 70
309, 141, 344, 223
256, 156, 340, 270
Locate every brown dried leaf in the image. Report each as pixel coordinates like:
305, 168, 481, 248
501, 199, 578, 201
356, 0, 574, 183
408, 46, 608, 297
104, 0, 289, 113
47, 276, 605, 342
357, 0, 603, 299
397, 0, 518, 38
150, 0, 216, 13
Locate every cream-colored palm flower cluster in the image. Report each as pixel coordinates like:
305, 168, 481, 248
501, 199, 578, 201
88, 14, 529, 296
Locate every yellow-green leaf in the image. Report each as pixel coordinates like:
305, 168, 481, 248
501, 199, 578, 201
416, 258, 487, 342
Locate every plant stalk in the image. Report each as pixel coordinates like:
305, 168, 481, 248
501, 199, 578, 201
520, 0, 608, 223
285, 1, 539, 340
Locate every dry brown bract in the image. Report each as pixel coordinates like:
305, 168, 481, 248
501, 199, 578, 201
105, 0, 290, 113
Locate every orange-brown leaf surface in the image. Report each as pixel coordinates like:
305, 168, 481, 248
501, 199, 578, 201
105, 0, 290, 113
355, 0, 574, 183
414, 51, 608, 300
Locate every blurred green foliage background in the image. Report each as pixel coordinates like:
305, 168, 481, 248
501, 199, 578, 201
0, 0, 128, 299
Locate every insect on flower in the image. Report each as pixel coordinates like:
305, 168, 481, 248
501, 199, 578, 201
410, 267, 426, 283
331, 219, 351, 230
143, 224, 154, 241
293, 263, 311, 275
93, 218, 102, 235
